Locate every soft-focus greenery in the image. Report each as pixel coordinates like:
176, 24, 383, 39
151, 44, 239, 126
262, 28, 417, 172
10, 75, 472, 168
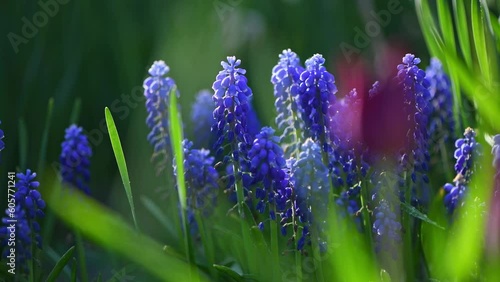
2, 0, 500, 281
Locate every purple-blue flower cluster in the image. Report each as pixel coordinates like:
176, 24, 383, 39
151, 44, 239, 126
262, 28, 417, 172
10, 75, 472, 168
60, 125, 92, 194
271, 49, 304, 157
443, 127, 480, 213
425, 58, 454, 143
144, 60, 177, 174
0, 120, 4, 155
191, 90, 217, 149
248, 127, 293, 233
212, 56, 253, 158
493, 134, 500, 169
0, 170, 45, 269
174, 140, 219, 231
372, 199, 402, 257
397, 54, 431, 206
290, 139, 330, 250
298, 54, 338, 151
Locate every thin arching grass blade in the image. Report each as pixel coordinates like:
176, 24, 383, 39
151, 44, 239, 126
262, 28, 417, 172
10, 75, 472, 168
471, 0, 491, 83
453, 0, 472, 67
104, 107, 139, 231
37, 97, 54, 174
41, 176, 205, 282
46, 246, 75, 282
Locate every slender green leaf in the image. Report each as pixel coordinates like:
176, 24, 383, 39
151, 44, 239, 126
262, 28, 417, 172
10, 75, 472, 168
18, 118, 28, 169
168, 87, 195, 273
213, 265, 245, 282
401, 201, 445, 230
70, 97, 82, 124
480, 0, 495, 38
37, 98, 54, 173
471, 0, 491, 83
104, 107, 138, 231
75, 231, 88, 282
71, 258, 77, 282
46, 246, 75, 282
140, 196, 179, 240
415, 0, 444, 57
437, 0, 456, 51
46, 247, 72, 279
453, 0, 473, 67
41, 177, 206, 282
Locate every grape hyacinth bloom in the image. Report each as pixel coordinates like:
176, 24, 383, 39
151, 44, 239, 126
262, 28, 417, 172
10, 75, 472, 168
271, 49, 304, 157
290, 139, 330, 250
0, 120, 4, 153
372, 199, 402, 258
191, 90, 217, 149
144, 60, 178, 174
248, 127, 293, 232
397, 54, 431, 206
60, 125, 92, 195
298, 54, 338, 152
486, 134, 500, 254
174, 140, 219, 232
0, 170, 45, 270
425, 58, 454, 144
443, 128, 480, 213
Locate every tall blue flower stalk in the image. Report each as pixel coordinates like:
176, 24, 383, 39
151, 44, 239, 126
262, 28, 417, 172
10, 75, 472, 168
443, 127, 480, 213
248, 127, 292, 229
271, 49, 304, 158
0, 170, 45, 272
298, 54, 338, 154
397, 54, 431, 206
0, 120, 4, 157
290, 139, 330, 251
191, 90, 217, 150
144, 60, 178, 174
425, 58, 454, 144
212, 56, 253, 195
174, 140, 219, 233
60, 125, 92, 195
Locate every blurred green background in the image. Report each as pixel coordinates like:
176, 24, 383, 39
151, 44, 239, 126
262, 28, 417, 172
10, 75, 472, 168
0, 0, 429, 278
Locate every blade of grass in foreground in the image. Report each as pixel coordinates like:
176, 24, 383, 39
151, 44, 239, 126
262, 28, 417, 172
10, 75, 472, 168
104, 107, 139, 231
168, 87, 195, 278
452, 0, 472, 67
471, 0, 491, 83
37, 97, 54, 173
46, 246, 75, 282
41, 176, 205, 282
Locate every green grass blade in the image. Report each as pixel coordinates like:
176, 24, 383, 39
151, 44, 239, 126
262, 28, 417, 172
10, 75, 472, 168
46, 246, 75, 282
415, 0, 444, 57
453, 0, 473, 67
70, 97, 82, 124
71, 258, 77, 282
18, 118, 28, 169
140, 196, 178, 239
213, 265, 245, 282
104, 107, 139, 231
41, 176, 206, 282
46, 247, 72, 279
400, 201, 445, 230
471, 0, 491, 83
437, 0, 456, 51
75, 231, 88, 282
480, 0, 495, 38
37, 98, 54, 175
168, 87, 195, 276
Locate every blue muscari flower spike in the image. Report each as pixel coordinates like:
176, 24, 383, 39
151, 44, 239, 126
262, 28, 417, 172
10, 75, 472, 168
174, 140, 219, 233
248, 127, 293, 232
426, 58, 454, 143
271, 49, 305, 157
191, 90, 217, 149
60, 125, 92, 195
0, 170, 45, 269
397, 54, 432, 206
298, 54, 338, 150
144, 60, 178, 174
290, 139, 330, 250
0, 120, 4, 154
493, 134, 500, 169
372, 199, 402, 258
212, 56, 253, 155
443, 127, 480, 213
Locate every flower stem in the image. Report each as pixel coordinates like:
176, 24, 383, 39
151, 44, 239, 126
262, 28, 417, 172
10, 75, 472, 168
270, 206, 280, 281
75, 230, 88, 282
